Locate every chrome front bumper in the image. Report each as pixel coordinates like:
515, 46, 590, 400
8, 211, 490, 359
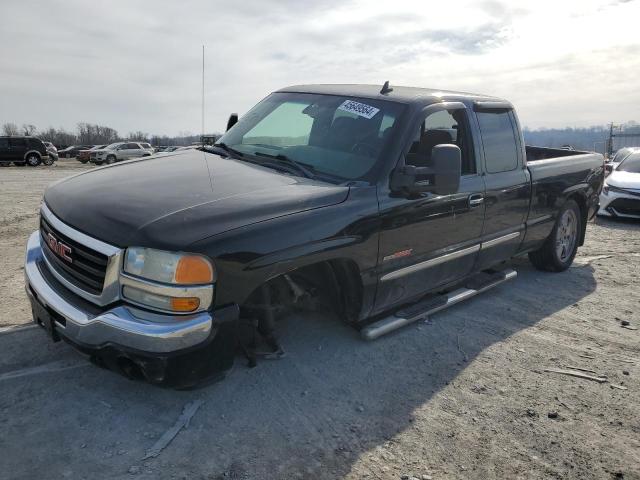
24, 231, 213, 353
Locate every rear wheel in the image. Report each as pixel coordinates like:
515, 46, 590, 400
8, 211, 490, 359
26, 153, 42, 167
529, 199, 581, 272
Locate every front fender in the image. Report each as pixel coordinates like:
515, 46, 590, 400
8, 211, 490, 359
189, 186, 381, 318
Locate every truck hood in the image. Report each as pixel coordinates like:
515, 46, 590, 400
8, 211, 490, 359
44, 150, 349, 250
607, 170, 640, 189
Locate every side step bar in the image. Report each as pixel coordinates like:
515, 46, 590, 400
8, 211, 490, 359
361, 268, 517, 341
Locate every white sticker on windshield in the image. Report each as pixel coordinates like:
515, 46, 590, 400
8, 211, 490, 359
337, 100, 380, 119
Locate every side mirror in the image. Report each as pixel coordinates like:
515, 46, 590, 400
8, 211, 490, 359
226, 113, 238, 132
391, 144, 461, 196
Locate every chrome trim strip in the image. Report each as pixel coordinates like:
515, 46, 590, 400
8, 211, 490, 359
527, 214, 553, 227
380, 244, 480, 282
40, 203, 122, 306
24, 232, 212, 353
120, 274, 213, 314
480, 231, 520, 250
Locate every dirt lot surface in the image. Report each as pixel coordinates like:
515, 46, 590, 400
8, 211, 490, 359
1, 160, 639, 479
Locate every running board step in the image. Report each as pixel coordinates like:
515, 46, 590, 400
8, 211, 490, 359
361, 268, 517, 341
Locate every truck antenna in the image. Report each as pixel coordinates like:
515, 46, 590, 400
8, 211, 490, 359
201, 45, 205, 142
380, 80, 393, 95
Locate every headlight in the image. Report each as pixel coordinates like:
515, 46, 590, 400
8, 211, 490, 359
121, 247, 215, 313
602, 184, 609, 195
124, 247, 214, 284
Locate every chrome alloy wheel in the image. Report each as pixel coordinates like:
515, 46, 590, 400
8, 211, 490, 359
555, 209, 578, 262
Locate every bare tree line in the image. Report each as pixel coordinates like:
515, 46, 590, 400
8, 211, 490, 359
523, 121, 640, 153
1, 122, 207, 147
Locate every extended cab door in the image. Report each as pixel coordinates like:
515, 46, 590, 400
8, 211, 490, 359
472, 103, 531, 270
374, 103, 485, 312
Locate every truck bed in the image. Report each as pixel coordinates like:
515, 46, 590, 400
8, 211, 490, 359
525, 145, 591, 161
521, 146, 604, 253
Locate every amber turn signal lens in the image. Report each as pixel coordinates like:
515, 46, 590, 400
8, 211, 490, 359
175, 255, 214, 284
170, 297, 201, 312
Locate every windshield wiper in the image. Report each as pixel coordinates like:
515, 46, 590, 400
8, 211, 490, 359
253, 152, 316, 179
206, 142, 244, 159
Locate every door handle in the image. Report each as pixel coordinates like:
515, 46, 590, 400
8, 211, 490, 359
469, 194, 484, 207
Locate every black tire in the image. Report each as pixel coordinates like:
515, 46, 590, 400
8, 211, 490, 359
42, 156, 55, 166
529, 199, 581, 272
78, 159, 88, 164
93, 161, 103, 165
105, 155, 116, 165
26, 153, 42, 167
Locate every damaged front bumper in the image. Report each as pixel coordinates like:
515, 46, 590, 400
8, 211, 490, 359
24, 231, 239, 388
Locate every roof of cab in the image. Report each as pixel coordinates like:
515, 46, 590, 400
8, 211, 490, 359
276, 83, 505, 106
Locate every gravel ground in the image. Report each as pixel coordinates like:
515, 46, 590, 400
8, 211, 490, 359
0, 160, 638, 479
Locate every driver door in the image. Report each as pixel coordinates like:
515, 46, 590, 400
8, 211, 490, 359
374, 103, 485, 313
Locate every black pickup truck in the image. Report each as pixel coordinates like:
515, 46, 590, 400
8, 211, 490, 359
24, 83, 604, 387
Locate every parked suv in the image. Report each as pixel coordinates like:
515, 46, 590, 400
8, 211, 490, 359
90, 142, 154, 165
0, 136, 49, 166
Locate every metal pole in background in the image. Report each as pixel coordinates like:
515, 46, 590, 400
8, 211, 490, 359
202, 45, 205, 142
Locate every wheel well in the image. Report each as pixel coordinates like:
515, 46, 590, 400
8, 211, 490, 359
241, 259, 363, 325
24, 150, 41, 159
567, 193, 588, 246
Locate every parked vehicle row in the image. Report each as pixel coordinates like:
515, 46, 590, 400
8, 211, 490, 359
0, 136, 52, 166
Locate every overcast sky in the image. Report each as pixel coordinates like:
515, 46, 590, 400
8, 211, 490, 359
1, 0, 638, 136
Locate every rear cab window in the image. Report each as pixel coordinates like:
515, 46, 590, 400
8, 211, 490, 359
476, 111, 520, 173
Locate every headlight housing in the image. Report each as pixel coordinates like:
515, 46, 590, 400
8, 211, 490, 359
602, 184, 609, 195
121, 247, 215, 314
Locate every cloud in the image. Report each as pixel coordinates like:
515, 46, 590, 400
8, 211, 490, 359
0, 0, 638, 134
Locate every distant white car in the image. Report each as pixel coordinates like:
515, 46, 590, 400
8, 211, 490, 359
598, 151, 640, 219
90, 142, 154, 165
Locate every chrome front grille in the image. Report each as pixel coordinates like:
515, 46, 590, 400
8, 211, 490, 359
40, 216, 108, 295
38, 203, 123, 306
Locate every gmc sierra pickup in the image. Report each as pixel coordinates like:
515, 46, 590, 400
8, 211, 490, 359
24, 83, 604, 388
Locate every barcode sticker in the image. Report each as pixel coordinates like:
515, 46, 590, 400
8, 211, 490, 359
337, 100, 380, 119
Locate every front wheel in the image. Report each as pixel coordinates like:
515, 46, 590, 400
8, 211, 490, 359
42, 156, 55, 166
105, 155, 116, 164
26, 153, 42, 167
529, 199, 581, 272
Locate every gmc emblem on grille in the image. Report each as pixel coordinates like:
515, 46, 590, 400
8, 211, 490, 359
47, 233, 73, 263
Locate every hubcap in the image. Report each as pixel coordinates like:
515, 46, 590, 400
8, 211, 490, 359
27, 155, 38, 165
555, 209, 578, 262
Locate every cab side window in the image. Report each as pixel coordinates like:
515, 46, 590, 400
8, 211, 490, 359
406, 109, 475, 175
476, 111, 519, 173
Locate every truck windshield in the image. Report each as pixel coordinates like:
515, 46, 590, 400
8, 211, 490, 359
216, 92, 405, 181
